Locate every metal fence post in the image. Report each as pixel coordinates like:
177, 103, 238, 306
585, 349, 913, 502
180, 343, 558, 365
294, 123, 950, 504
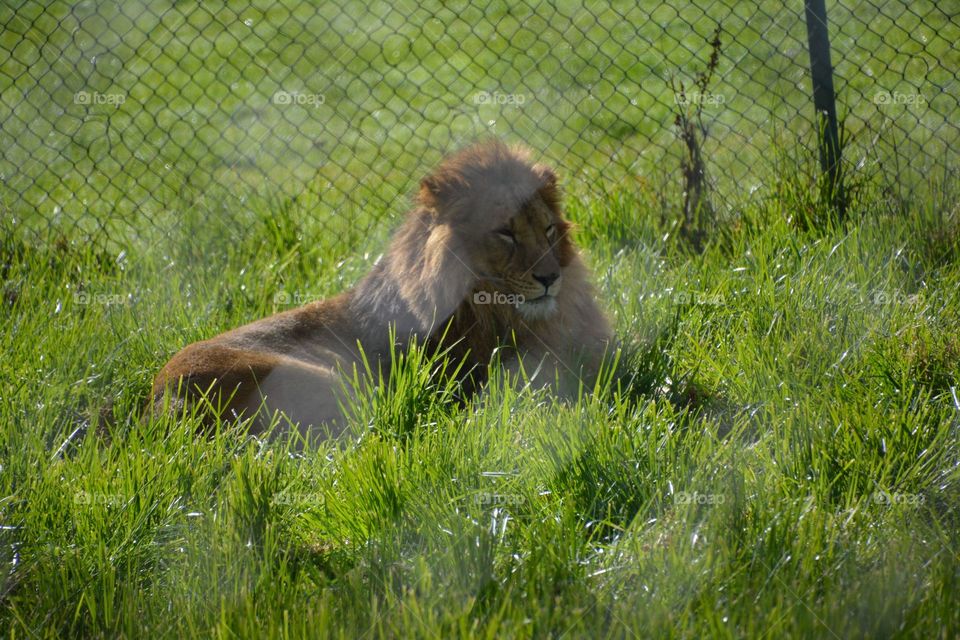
804, 0, 846, 218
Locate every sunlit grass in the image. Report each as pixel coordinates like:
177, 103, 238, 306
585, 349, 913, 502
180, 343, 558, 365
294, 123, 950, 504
2, 163, 960, 637
2, 0, 960, 637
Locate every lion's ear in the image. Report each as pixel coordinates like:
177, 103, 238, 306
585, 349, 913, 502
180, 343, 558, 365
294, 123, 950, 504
419, 176, 444, 211
533, 164, 557, 188
534, 164, 560, 210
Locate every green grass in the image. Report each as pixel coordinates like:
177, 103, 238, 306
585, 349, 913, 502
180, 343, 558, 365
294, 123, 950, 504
2, 0, 960, 637
2, 160, 959, 638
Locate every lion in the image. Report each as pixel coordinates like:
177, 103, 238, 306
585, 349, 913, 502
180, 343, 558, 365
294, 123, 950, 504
151, 140, 613, 441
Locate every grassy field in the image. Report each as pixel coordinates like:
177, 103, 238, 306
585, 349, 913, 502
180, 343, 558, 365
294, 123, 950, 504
2, 0, 960, 638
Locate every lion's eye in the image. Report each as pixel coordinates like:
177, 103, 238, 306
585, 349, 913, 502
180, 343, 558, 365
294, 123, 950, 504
545, 224, 557, 239
495, 228, 516, 243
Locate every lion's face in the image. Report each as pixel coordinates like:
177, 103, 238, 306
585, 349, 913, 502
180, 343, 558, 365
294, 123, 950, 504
468, 189, 573, 320
416, 141, 576, 321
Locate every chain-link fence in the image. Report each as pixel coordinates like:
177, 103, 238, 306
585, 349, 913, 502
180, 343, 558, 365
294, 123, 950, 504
1, 1, 958, 254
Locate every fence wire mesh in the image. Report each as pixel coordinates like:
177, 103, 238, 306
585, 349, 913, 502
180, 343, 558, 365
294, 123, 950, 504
1, 1, 958, 255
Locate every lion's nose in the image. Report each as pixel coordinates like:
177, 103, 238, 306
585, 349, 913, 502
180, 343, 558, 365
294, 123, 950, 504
533, 273, 560, 290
